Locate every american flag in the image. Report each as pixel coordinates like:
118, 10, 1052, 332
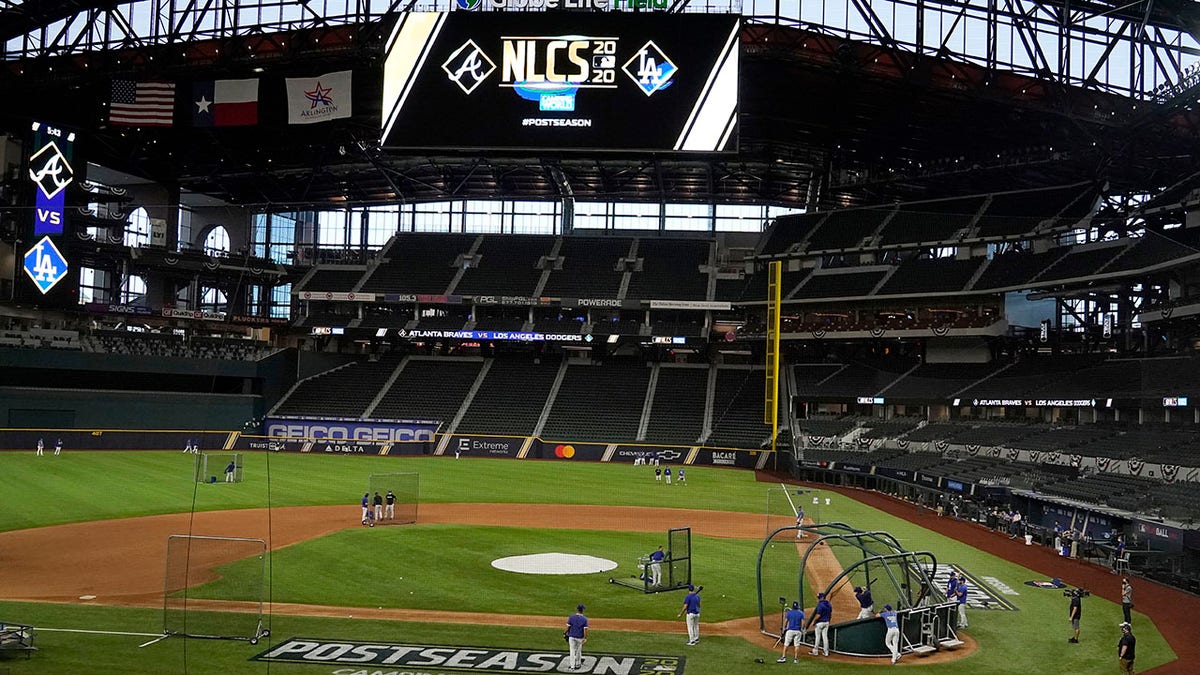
109, 80, 175, 126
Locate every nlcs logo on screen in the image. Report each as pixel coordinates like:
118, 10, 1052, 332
443, 40, 496, 95
23, 236, 69, 294
623, 41, 677, 96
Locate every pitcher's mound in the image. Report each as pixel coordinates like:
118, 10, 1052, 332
492, 553, 618, 575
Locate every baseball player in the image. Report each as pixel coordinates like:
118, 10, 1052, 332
649, 545, 665, 586
373, 491, 383, 520
677, 468, 686, 485
664, 467, 672, 485
363, 508, 375, 527
36, 438, 44, 456
955, 578, 969, 628
808, 592, 832, 656
678, 584, 701, 645
880, 604, 901, 664
565, 604, 588, 671
183, 439, 192, 453
855, 585, 874, 619
361, 493, 370, 523
795, 506, 805, 539
54, 438, 62, 456
778, 601, 805, 663
655, 467, 662, 482
224, 460, 236, 482
385, 489, 396, 520
946, 571, 958, 600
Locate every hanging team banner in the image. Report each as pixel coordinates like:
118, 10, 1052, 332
286, 71, 353, 124
29, 121, 77, 236
381, 12, 739, 152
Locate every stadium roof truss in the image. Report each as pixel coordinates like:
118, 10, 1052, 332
4, 0, 1199, 100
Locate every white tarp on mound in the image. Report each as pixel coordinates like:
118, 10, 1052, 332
491, 553, 618, 575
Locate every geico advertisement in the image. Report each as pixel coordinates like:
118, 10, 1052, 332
381, 12, 738, 152
264, 417, 438, 442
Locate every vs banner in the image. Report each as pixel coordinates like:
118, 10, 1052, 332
28, 121, 77, 237
381, 12, 739, 152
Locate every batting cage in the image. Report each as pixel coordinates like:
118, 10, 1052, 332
610, 526, 692, 593
367, 472, 419, 525
757, 522, 961, 658
193, 452, 243, 484
162, 534, 269, 644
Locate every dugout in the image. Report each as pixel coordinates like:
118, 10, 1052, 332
757, 522, 962, 658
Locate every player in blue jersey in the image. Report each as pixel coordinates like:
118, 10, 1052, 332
807, 592, 832, 656
880, 604, 901, 664
565, 604, 588, 671
678, 584, 701, 645
361, 493, 370, 524
665, 467, 672, 485
648, 545, 665, 586
955, 578, 969, 628
54, 438, 62, 456
778, 601, 805, 663
224, 460, 236, 482
855, 585, 875, 619
946, 571, 958, 600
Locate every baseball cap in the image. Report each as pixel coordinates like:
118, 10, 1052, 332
687, 584, 695, 591
1119, 622, 1131, 629
817, 592, 826, 599
792, 601, 800, 609
884, 604, 893, 611
577, 604, 586, 611
854, 586, 863, 593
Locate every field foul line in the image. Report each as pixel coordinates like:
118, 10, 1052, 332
35, 627, 165, 638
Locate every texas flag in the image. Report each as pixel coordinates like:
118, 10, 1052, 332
192, 79, 259, 126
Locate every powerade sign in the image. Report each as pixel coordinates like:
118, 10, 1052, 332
252, 638, 686, 674
265, 416, 439, 442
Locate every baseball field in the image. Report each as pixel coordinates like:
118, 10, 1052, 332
0, 451, 1189, 674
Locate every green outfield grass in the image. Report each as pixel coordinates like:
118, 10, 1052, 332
0, 452, 781, 532
0, 452, 1179, 674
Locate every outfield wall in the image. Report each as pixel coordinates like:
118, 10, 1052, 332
0, 427, 770, 469
0, 388, 261, 430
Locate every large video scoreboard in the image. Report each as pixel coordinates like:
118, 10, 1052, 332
381, 12, 739, 152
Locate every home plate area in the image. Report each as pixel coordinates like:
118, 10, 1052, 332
491, 553, 619, 575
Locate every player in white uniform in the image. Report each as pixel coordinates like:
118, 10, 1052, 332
36, 438, 44, 456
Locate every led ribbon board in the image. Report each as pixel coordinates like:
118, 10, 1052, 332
381, 12, 739, 152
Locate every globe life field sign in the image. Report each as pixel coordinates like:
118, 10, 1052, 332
381, 12, 739, 152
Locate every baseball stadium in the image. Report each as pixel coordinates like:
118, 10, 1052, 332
4, 0, 1200, 674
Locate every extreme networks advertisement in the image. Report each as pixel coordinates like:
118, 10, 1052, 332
381, 12, 739, 152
